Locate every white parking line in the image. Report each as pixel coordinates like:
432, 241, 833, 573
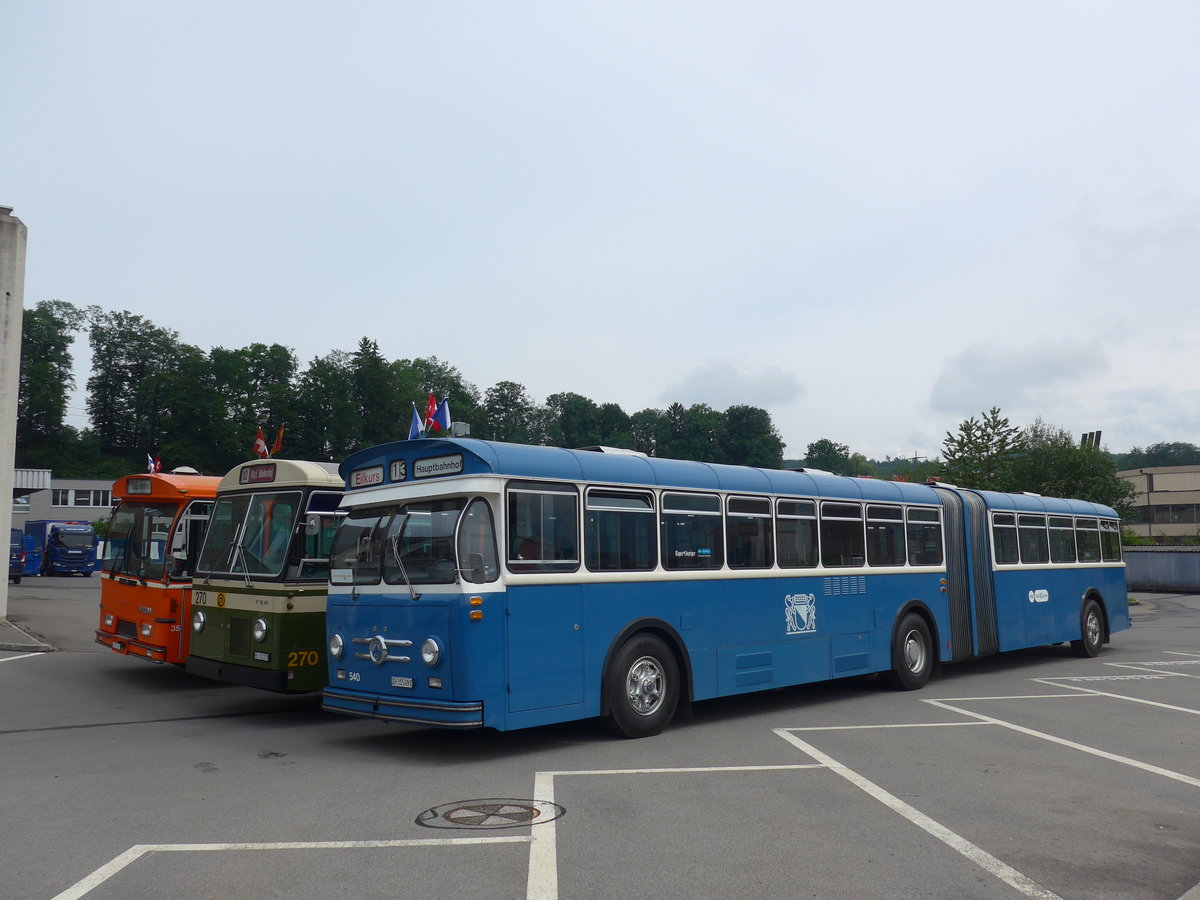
52, 836, 530, 900
775, 727, 1064, 900
925, 698, 1200, 787
525, 763, 824, 900
0, 652, 47, 663
1032, 677, 1200, 715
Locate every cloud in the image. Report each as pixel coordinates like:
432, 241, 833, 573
929, 339, 1108, 417
660, 361, 805, 411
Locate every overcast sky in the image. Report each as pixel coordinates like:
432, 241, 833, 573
5, 1, 1198, 460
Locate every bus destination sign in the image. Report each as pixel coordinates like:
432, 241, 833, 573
240, 463, 277, 485
414, 454, 464, 479
126, 478, 153, 495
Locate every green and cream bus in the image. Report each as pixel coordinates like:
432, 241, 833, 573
187, 459, 343, 692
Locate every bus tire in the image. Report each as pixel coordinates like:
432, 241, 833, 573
1071, 599, 1104, 658
604, 634, 679, 739
886, 613, 932, 691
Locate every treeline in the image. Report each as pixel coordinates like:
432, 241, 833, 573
786, 408, 1137, 516
16, 301, 785, 478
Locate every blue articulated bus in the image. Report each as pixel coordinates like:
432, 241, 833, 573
321, 438, 1128, 738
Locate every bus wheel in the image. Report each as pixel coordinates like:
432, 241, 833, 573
886, 613, 932, 691
1071, 599, 1104, 658
605, 634, 679, 739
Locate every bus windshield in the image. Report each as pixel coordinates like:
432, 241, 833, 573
331, 498, 478, 586
103, 503, 176, 579
196, 491, 303, 578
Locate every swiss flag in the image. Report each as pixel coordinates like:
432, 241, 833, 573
252, 427, 270, 459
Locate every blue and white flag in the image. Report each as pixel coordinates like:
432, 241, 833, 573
432, 396, 452, 433
407, 403, 422, 440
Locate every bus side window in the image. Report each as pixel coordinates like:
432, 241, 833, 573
905, 507, 943, 566
583, 490, 656, 572
1075, 518, 1101, 562
458, 499, 499, 583
506, 482, 579, 573
1018, 515, 1049, 564
776, 499, 817, 568
726, 496, 772, 569
661, 493, 722, 570
992, 513, 1019, 564
820, 502, 864, 568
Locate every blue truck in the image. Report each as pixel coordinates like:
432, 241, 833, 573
24, 520, 97, 576
8, 529, 22, 584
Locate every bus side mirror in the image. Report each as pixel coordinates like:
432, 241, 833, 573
305, 515, 321, 536
468, 552, 486, 583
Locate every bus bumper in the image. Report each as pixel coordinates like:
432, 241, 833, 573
322, 687, 484, 728
186, 655, 294, 692
95, 631, 169, 663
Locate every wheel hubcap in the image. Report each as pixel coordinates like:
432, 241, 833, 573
903, 631, 926, 673
1086, 611, 1101, 646
626, 656, 664, 716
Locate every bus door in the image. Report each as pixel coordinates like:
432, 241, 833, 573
505, 584, 584, 714
169, 500, 214, 581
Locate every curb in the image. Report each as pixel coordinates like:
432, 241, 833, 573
0, 620, 53, 653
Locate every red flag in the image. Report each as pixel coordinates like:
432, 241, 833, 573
252, 427, 270, 459
423, 392, 438, 429
271, 425, 285, 456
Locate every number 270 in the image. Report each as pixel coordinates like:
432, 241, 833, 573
287, 650, 319, 667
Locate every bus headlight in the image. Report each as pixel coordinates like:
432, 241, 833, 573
192, 610, 206, 633
141, 623, 152, 637
329, 632, 344, 660
252, 618, 269, 642
421, 637, 441, 667
104, 614, 114, 627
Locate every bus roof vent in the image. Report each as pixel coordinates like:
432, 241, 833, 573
788, 466, 833, 475
576, 446, 649, 457
171, 466, 200, 475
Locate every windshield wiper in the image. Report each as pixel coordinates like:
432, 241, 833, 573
389, 528, 421, 602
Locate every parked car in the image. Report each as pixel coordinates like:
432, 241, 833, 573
9, 528, 24, 584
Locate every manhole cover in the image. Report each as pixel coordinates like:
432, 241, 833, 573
415, 798, 565, 830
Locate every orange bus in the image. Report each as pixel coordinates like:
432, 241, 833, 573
96, 471, 221, 663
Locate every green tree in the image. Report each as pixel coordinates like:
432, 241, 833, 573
803, 438, 852, 474
939, 407, 1021, 490
543, 392, 601, 448
1116, 441, 1200, 470
671, 403, 723, 461
290, 350, 360, 460
596, 402, 632, 447
396, 356, 483, 436
630, 408, 669, 456
156, 342, 229, 473
209, 342, 297, 459
351, 338, 401, 446
719, 405, 785, 467
86, 308, 193, 464
483, 381, 536, 443
1010, 419, 1137, 514
16, 300, 85, 468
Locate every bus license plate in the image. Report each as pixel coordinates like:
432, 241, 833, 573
111, 641, 124, 652
391, 676, 413, 689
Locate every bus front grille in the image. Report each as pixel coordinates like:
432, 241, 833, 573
116, 619, 137, 639
229, 617, 250, 657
